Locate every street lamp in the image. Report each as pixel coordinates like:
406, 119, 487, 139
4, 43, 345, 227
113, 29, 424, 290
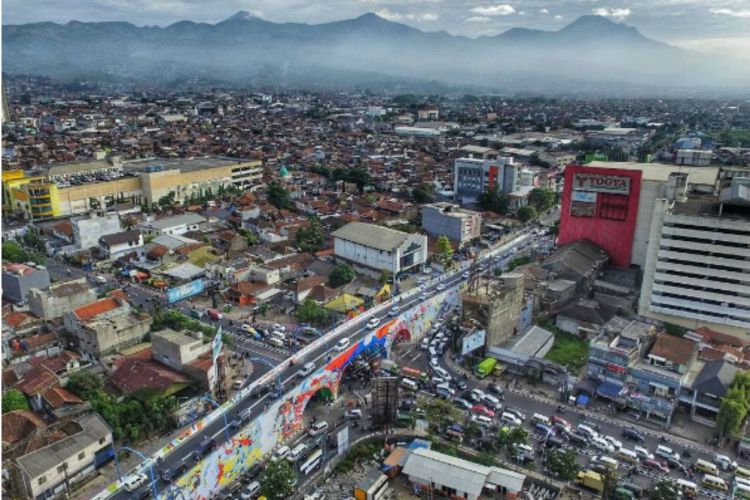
200, 395, 231, 443
112, 445, 159, 500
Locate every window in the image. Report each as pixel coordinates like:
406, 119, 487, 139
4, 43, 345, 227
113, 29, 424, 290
56, 463, 67, 474
78, 451, 86, 460
598, 193, 629, 220
38, 476, 46, 485
99, 437, 106, 445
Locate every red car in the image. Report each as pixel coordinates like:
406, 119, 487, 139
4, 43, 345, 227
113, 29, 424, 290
472, 404, 495, 418
550, 415, 570, 428
643, 459, 670, 474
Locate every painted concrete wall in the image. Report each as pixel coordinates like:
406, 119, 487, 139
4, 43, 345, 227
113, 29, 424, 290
161, 287, 460, 500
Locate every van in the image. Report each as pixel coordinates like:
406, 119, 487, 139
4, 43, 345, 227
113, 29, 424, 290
309, 420, 329, 437
616, 448, 639, 465
482, 394, 502, 411
702, 475, 728, 491
594, 455, 619, 469
735, 484, 750, 500
656, 445, 679, 461
268, 337, 285, 348
500, 412, 522, 427
334, 338, 350, 352
273, 445, 291, 461
400, 378, 419, 391
694, 458, 719, 475
675, 479, 698, 496
297, 362, 316, 378
290, 443, 307, 461
577, 424, 598, 440
436, 384, 455, 398
473, 415, 494, 428
531, 413, 551, 426
269, 330, 286, 341
434, 366, 451, 381
534, 424, 554, 439
736, 476, 750, 488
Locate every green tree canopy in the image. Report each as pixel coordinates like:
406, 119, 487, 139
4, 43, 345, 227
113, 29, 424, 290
545, 448, 580, 480
422, 397, 461, 430
328, 263, 355, 288
517, 205, 538, 223
267, 182, 291, 209
477, 189, 509, 214
296, 298, 329, 326
2, 241, 30, 263
412, 183, 435, 204
527, 188, 557, 212
259, 459, 296, 500
650, 480, 680, 500
22, 232, 46, 252
435, 235, 454, 268
296, 216, 326, 253
2, 388, 30, 413
495, 426, 529, 454
66, 371, 105, 400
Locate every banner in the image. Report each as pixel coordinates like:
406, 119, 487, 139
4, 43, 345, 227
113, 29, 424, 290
212, 326, 223, 364
461, 330, 486, 356
166, 278, 205, 303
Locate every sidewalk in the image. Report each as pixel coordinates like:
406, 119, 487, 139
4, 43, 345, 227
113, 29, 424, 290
442, 353, 717, 454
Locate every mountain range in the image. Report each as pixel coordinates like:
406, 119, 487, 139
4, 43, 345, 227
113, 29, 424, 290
3, 12, 747, 93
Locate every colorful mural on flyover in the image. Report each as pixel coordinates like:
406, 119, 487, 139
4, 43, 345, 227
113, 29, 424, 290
162, 287, 460, 500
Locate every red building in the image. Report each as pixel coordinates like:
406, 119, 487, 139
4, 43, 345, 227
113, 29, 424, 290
558, 165, 642, 267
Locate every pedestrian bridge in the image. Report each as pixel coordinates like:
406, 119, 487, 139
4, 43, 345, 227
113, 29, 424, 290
162, 287, 460, 499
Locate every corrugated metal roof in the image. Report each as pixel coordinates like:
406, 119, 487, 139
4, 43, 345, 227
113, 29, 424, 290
332, 222, 409, 252
402, 448, 488, 498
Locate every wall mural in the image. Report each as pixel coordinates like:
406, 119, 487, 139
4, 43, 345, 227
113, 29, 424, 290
162, 287, 459, 500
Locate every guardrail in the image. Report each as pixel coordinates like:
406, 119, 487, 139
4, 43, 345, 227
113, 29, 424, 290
99, 232, 533, 498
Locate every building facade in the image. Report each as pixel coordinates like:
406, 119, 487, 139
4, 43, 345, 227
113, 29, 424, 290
453, 156, 518, 203
2, 263, 51, 304
28, 278, 97, 320
421, 203, 481, 245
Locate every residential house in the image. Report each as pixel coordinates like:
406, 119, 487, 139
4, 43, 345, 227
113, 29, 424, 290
28, 278, 97, 320
111, 352, 192, 397
139, 213, 206, 236
212, 230, 247, 256
98, 229, 144, 260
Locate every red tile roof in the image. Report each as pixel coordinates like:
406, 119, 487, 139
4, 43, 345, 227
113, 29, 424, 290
111, 358, 191, 395
649, 333, 696, 366
695, 327, 746, 349
42, 386, 84, 409
187, 355, 213, 373
15, 367, 59, 397
3, 311, 32, 329
73, 297, 120, 321
27, 351, 81, 374
1, 410, 46, 445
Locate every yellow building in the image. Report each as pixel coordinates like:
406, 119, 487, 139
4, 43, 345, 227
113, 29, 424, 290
3, 172, 62, 219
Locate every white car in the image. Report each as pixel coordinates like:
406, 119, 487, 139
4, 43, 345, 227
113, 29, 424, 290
592, 437, 615, 453
421, 338, 430, 350
334, 338, 351, 352
436, 283, 446, 291
715, 454, 737, 471
430, 356, 439, 368
603, 435, 623, 450
389, 306, 399, 317
420, 293, 430, 301
366, 317, 381, 329
240, 323, 254, 333
124, 473, 148, 492
462, 271, 470, 279
633, 446, 654, 460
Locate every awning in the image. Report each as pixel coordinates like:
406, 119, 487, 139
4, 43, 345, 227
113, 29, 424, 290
596, 381, 625, 399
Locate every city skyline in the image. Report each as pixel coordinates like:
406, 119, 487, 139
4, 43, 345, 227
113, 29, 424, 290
3, 0, 750, 58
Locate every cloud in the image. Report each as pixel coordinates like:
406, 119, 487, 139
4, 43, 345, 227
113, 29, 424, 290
554, 14, 563, 20
709, 8, 750, 18
419, 12, 439, 21
592, 7, 631, 21
469, 4, 516, 16
374, 8, 402, 20
466, 15, 492, 23
539, 8, 549, 14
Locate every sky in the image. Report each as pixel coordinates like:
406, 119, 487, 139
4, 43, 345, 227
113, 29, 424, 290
3, 0, 750, 57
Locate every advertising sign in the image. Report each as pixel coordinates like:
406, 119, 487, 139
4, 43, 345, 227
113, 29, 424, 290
571, 191, 598, 203
337, 427, 350, 456
166, 278, 205, 303
461, 330, 486, 356
572, 173, 631, 194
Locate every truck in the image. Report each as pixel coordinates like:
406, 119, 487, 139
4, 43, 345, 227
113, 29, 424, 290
576, 470, 604, 493
401, 366, 428, 383
474, 357, 497, 379
379, 359, 399, 375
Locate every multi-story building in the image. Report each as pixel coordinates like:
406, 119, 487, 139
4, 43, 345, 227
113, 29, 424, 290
421, 203, 481, 246
639, 178, 750, 336
2, 263, 51, 304
71, 212, 123, 251
28, 278, 97, 320
461, 274, 525, 347
676, 149, 712, 167
332, 222, 427, 278
139, 213, 206, 237
15, 413, 113, 500
453, 156, 518, 204
98, 230, 144, 260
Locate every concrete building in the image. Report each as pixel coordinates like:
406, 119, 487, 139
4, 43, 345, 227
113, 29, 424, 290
402, 447, 525, 500
639, 178, 750, 337
139, 213, 206, 237
462, 274, 525, 347
2, 262, 51, 304
98, 230, 144, 260
72, 213, 123, 250
15, 413, 113, 500
676, 149, 712, 167
421, 203, 481, 245
332, 222, 427, 277
152, 328, 210, 371
63, 295, 152, 358
416, 106, 439, 121
28, 278, 97, 320
453, 156, 518, 204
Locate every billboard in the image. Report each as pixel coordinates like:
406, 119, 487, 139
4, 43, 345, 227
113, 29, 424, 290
166, 278, 205, 303
572, 173, 631, 194
337, 427, 350, 456
461, 330, 486, 356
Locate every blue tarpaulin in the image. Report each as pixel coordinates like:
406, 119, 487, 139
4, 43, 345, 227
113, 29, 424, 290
408, 438, 431, 450
596, 381, 625, 399
576, 394, 590, 406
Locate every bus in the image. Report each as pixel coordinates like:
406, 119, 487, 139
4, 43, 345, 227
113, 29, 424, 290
401, 367, 428, 383
300, 448, 322, 476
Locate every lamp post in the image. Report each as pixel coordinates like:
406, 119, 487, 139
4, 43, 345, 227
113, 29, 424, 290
200, 395, 231, 443
112, 445, 159, 500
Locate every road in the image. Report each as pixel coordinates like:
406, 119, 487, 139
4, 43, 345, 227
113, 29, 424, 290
103, 230, 541, 499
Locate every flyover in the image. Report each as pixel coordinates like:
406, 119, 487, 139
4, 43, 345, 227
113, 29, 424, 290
96, 231, 535, 500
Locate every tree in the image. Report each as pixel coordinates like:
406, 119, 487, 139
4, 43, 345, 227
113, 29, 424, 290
412, 183, 435, 204
435, 235, 454, 268
477, 189, 509, 214
495, 426, 529, 455
2, 241, 30, 263
2, 388, 30, 413
601, 466, 619, 499
650, 480, 680, 500
328, 264, 355, 288
158, 191, 176, 209
716, 385, 749, 439
257, 302, 269, 317
422, 397, 461, 430
544, 448, 579, 481
516, 205, 538, 223
66, 371, 105, 400
267, 183, 291, 209
296, 298, 329, 326
259, 460, 295, 500
22, 232, 46, 253
296, 216, 326, 253
527, 188, 557, 212
379, 270, 392, 284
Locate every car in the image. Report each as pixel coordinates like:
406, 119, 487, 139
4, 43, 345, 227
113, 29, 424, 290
160, 462, 188, 483
621, 427, 645, 443
232, 379, 244, 390
579, 419, 601, 432
240, 480, 261, 499
592, 437, 615, 453
500, 412, 523, 427
454, 379, 467, 391
420, 293, 430, 301
230, 410, 252, 429
309, 420, 329, 437
486, 383, 504, 397
569, 432, 588, 447
545, 436, 567, 449
421, 338, 430, 350
643, 459, 670, 474
504, 407, 526, 422
453, 397, 473, 410
603, 435, 623, 450
436, 283, 446, 291
297, 361, 317, 378
633, 446, 653, 460
124, 473, 148, 492
367, 317, 381, 329
550, 415, 570, 429
655, 445, 680, 461
389, 306, 399, 317
240, 323, 254, 333
430, 356, 439, 368
462, 271, 470, 279
472, 404, 495, 418
715, 454, 737, 471
345, 408, 363, 419
429, 346, 437, 357
469, 388, 486, 403
334, 337, 351, 352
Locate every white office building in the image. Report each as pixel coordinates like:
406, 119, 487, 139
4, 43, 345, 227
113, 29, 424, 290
453, 156, 518, 204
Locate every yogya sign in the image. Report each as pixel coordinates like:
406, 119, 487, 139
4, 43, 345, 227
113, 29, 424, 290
572, 173, 631, 194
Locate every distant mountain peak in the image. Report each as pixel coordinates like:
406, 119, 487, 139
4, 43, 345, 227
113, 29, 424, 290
224, 10, 259, 22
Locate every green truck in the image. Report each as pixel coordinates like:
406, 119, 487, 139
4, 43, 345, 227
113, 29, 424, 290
576, 470, 604, 494
474, 357, 497, 379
